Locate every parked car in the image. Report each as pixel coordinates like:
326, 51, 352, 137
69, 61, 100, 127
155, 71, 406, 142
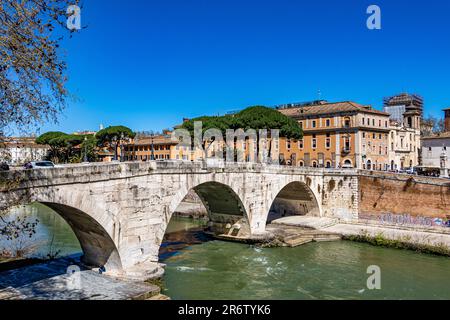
0, 162, 10, 171
23, 161, 55, 169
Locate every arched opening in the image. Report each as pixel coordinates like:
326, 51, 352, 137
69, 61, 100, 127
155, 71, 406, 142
366, 160, 372, 170
159, 181, 250, 261
266, 181, 320, 223
343, 159, 353, 168
0, 202, 122, 272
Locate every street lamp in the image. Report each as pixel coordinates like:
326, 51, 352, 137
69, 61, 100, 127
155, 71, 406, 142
150, 131, 155, 161
83, 136, 88, 163
120, 132, 124, 162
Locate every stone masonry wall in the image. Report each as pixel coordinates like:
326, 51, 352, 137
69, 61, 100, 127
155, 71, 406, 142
322, 171, 359, 221
359, 171, 450, 219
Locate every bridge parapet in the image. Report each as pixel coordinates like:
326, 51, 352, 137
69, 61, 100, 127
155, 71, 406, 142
0, 160, 358, 192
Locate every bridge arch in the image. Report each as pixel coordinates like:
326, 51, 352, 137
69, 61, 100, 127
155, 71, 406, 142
1, 190, 123, 273
266, 180, 321, 224
163, 180, 251, 245
39, 202, 123, 272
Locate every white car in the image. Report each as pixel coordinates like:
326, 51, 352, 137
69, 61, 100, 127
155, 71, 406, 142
23, 161, 55, 169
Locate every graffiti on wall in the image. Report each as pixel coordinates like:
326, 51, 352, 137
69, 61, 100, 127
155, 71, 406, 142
359, 212, 450, 228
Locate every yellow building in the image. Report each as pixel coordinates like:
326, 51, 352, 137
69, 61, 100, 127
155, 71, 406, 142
123, 134, 178, 161
277, 101, 391, 169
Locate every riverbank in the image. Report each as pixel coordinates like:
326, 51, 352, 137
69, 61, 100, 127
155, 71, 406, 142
270, 216, 450, 257
325, 223, 450, 256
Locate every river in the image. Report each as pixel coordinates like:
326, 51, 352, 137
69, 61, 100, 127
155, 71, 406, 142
2, 204, 450, 300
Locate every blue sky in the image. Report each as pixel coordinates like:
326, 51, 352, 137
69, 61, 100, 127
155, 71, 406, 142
37, 0, 450, 134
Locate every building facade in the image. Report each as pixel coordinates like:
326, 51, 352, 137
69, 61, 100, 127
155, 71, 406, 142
0, 137, 49, 165
277, 101, 391, 170
421, 109, 450, 177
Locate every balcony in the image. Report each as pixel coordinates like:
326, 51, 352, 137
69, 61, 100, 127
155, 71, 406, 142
342, 147, 351, 154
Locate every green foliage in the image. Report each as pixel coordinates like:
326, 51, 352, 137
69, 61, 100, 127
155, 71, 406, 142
96, 126, 135, 160
35, 132, 67, 145
95, 126, 136, 146
36, 132, 97, 163
181, 106, 303, 139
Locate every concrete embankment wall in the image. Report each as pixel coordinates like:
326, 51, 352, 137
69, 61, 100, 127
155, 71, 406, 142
358, 171, 450, 219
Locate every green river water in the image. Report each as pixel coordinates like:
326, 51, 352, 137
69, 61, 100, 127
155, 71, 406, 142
2, 204, 450, 300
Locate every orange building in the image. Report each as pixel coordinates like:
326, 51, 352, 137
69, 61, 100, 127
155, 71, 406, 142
277, 101, 391, 169
123, 134, 178, 161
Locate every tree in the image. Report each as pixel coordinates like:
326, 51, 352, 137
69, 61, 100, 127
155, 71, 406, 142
0, 0, 81, 136
0, 214, 39, 259
181, 106, 303, 139
36, 131, 67, 163
422, 115, 445, 136
96, 126, 136, 161
36, 131, 94, 163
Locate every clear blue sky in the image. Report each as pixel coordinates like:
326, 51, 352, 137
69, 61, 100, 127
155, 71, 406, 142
37, 0, 450, 134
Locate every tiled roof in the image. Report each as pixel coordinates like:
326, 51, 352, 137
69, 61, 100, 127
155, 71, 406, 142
278, 101, 389, 118
422, 131, 450, 140
132, 135, 178, 146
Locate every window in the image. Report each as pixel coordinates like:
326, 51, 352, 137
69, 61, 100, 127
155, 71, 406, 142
299, 160, 304, 167
379, 120, 382, 127
286, 140, 291, 150
362, 118, 365, 125
363, 132, 366, 138
372, 119, 375, 126
326, 137, 331, 149
379, 134, 382, 139
312, 120, 317, 128
312, 135, 317, 149
299, 122, 303, 129
385, 121, 388, 127
373, 133, 376, 139
379, 146, 382, 155
344, 118, 351, 128
326, 119, 331, 127
326, 161, 332, 168
299, 139, 304, 149
344, 137, 350, 151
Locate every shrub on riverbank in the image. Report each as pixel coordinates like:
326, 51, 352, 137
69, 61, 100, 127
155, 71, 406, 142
345, 231, 450, 257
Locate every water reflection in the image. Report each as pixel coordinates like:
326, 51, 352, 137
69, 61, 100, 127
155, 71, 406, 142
0, 203, 81, 260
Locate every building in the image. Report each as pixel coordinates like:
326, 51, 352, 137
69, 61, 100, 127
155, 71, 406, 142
277, 100, 391, 170
0, 137, 49, 165
383, 100, 422, 170
123, 133, 179, 161
388, 117, 421, 170
420, 109, 450, 177
383, 93, 424, 120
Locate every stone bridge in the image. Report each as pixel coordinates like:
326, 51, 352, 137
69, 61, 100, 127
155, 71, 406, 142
0, 161, 359, 279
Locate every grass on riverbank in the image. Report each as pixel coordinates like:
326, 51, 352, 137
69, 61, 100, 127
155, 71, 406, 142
344, 231, 450, 257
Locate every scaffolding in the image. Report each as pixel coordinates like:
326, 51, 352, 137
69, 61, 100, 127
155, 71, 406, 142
383, 93, 423, 116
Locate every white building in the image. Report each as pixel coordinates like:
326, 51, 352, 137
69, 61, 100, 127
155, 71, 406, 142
421, 132, 450, 177
0, 137, 49, 165
388, 120, 421, 170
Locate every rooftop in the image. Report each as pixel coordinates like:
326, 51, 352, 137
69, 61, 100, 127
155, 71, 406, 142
130, 135, 178, 146
277, 101, 389, 118
422, 131, 450, 140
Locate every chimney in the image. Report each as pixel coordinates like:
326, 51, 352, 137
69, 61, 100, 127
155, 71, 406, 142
445, 108, 450, 132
